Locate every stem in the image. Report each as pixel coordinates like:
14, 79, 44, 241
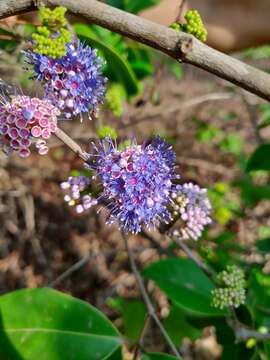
171, 234, 214, 277
122, 232, 181, 358
54, 127, 88, 161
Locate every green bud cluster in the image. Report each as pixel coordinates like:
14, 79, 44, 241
32, 6, 72, 59
211, 265, 246, 309
170, 10, 208, 42
105, 84, 125, 118
97, 126, 117, 141
183, 10, 208, 42
39, 6, 68, 29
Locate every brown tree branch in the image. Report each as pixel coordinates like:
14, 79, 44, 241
1, 0, 270, 101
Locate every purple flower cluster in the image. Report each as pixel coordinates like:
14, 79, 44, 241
0, 95, 59, 157
60, 137, 177, 233
24, 39, 107, 120
171, 182, 212, 240
90, 137, 177, 233
61, 175, 97, 214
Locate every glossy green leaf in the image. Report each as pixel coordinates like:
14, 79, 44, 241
246, 144, 270, 171
74, 23, 139, 97
142, 352, 179, 360
143, 258, 226, 316
0, 288, 121, 360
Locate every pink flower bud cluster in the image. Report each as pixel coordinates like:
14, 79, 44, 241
0, 95, 60, 157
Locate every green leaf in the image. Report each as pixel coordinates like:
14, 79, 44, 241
246, 144, 270, 172
107, 0, 161, 14
143, 258, 226, 316
121, 300, 146, 342
125, 0, 161, 14
74, 23, 139, 97
236, 178, 270, 205
256, 237, 270, 254
219, 134, 243, 155
248, 271, 270, 327
163, 304, 201, 345
142, 352, 179, 360
0, 288, 122, 360
106, 297, 146, 342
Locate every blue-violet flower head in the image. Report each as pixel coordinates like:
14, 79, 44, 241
86, 136, 177, 233
24, 39, 107, 120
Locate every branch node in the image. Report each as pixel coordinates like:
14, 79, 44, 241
178, 36, 193, 56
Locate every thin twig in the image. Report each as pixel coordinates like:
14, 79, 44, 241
240, 90, 263, 145
140, 229, 174, 256
54, 127, 88, 161
170, 234, 214, 277
118, 92, 234, 129
48, 253, 92, 287
175, 0, 187, 23
122, 232, 181, 358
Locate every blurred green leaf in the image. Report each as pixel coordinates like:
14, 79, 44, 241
106, 297, 146, 342
219, 134, 243, 155
163, 304, 201, 345
0, 288, 121, 360
236, 178, 270, 205
258, 104, 270, 129
196, 123, 223, 143
246, 144, 270, 172
248, 271, 270, 328
143, 258, 226, 316
142, 353, 179, 360
0, 27, 18, 51
256, 238, 270, 254
74, 23, 139, 97
107, 0, 161, 14
97, 126, 117, 140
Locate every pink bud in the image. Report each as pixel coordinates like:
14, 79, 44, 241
19, 147, 30, 158
41, 128, 51, 139
38, 146, 49, 155
16, 118, 27, 129
8, 127, 19, 139
19, 128, 30, 139
31, 126, 42, 137
39, 117, 49, 128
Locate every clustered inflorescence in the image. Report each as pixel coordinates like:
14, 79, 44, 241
61, 175, 97, 214
0, 95, 59, 157
32, 6, 72, 59
170, 183, 212, 240
211, 265, 246, 309
25, 39, 107, 119
61, 137, 212, 236
170, 10, 208, 42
